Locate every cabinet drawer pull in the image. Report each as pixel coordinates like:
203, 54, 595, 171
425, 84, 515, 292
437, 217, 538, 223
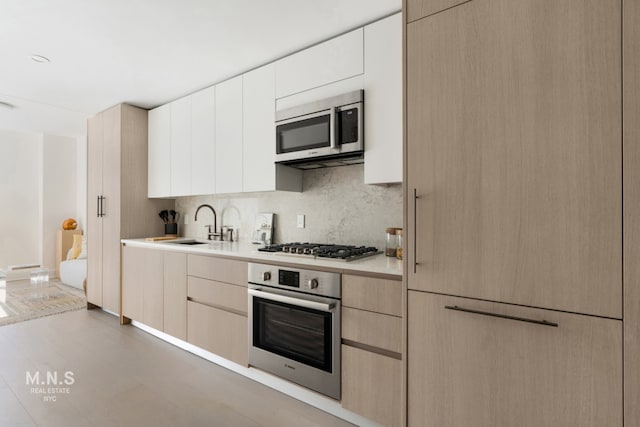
413, 188, 419, 274
444, 305, 558, 327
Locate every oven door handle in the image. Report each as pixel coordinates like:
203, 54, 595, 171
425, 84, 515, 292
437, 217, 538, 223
248, 288, 336, 313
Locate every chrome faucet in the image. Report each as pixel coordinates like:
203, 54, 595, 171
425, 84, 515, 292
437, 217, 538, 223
194, 204, 219, 240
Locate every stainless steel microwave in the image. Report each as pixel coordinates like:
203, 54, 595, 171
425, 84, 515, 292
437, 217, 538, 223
275, 90, 363, 168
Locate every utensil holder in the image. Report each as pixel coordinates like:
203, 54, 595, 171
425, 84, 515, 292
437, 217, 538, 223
165, 223, 178, 236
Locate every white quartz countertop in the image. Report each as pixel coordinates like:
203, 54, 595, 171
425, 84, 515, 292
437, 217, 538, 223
122, 238, 403, 279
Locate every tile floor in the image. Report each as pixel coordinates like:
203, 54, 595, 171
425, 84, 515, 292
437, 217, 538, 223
0, 309, 354, 427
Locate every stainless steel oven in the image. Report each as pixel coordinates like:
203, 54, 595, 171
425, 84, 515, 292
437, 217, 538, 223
248, 263, 341, 400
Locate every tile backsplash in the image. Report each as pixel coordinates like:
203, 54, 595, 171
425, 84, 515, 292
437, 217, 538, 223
175, 164, 402, 249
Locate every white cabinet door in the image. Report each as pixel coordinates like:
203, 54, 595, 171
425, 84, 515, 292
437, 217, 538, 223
170, 96, 192, 196
148, 104, 171, 197
275, 28, 364, 98
191, 86, 216, 195
364, 13, 402, 184
215, 76, 243, 194
243, 64, 276, 192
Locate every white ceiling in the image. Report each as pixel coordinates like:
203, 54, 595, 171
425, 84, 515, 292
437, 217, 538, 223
0, 0, 400, 138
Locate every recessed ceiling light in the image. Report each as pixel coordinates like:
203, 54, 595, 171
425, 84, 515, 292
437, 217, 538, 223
0, 101, 16, 109
30, 54, 50, 63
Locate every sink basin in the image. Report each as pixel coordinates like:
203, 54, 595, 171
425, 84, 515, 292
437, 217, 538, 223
167, 240, 209, 246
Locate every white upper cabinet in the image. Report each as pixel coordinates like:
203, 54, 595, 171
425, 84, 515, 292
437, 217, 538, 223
275, 28, 364, 98
170, 96, 192, 197
244, 64, 302, 193
364, 13, 402, 184
215, 76, 243, 194
191, 86, 216, 195
148, 104, 171, 198
243, 64, 276, 192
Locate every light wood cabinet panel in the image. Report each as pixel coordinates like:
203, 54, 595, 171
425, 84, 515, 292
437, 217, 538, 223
406, 0, 469, 22
342, 307, 401, 354
624, 0, 640, 425
407, 291, 622, 427
122, 245, 163, 327
101, 105, 122, 314
342, 345, 401, 427
363, 13, 402, 184
187, 276, 247, 315
190, 86, 216, 196
275, 28, 363, 98
170, 96, 192, 197
342, 275, 401, 317
86, 113, 103, 307
164, 251, 187, 341
187, 301, 248, 366
406, 0, 622, 318
187, 254, 247, 286
215, 76, 243, 194
147, 104, 171, 198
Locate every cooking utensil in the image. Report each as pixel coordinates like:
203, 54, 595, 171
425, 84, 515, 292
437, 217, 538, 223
159, 210, 169, 224
170, 210, 177, 224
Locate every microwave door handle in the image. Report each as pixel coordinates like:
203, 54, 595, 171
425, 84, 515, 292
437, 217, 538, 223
329, 106, 337, 149
248, 288, 336, 312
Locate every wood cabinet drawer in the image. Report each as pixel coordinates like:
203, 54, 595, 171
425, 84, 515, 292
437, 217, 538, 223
408, 291, 622, 427
187, 301, 248, 366
407, 0, 471, 22
342, 275, 401, 316
187, 254, 247, 286
187, 276, 247, 315
342, 345, 401, 427
342, 307, 401, 354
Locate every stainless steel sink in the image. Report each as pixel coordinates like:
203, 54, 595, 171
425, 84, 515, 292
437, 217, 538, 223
167, 240, 209, 246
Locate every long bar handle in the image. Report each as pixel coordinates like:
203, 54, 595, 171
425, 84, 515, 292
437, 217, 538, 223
445, 305, 558, 327
329, 106, 337, 149
97, 195, 101, 218
413, 188, 419, 274
248, 288, 336, 313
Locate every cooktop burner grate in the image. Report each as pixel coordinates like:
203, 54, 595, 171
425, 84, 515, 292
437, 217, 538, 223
258, 243, 380, 261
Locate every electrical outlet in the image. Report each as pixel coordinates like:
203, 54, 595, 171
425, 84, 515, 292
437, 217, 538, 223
297, 214, 305, 229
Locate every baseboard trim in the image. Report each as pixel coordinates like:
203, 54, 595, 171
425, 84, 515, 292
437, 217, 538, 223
128, 320, 380, 427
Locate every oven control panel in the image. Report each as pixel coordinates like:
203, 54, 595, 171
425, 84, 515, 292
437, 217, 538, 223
248, 263, 341, 299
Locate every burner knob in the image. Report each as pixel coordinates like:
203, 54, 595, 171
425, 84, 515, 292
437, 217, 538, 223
262, 272, 271, 281
307, 278, 319, 290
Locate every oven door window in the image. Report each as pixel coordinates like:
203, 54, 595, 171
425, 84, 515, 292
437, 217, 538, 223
276, 114, 331, 154
253, 297, 332, 373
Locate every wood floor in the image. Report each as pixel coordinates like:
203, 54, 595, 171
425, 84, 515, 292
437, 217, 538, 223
0, 309, 354, 427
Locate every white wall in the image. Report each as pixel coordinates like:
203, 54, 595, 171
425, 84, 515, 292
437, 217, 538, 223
76, 135, 87, 231
42, 135, 78, 270
0, 129, 81, 273
0, 130, 43, 270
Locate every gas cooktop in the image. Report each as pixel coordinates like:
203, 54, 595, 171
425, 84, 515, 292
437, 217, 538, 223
258, 242, 381, 262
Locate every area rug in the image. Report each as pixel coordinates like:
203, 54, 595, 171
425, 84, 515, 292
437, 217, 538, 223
0, 278, 86, 327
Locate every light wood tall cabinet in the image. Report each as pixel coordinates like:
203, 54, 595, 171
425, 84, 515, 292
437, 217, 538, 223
404, 0, 625, 425
87, 104, 170, 314
406, 0, 621, 318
